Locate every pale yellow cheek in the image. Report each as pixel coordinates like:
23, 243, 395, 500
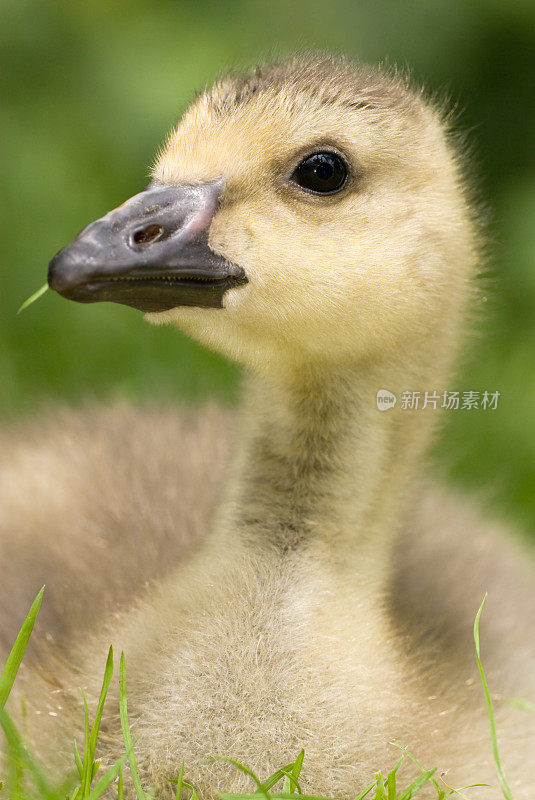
156, 151, 224, 185
222, 282, 253, 311
155, 118, 263, 186
208, 213, 254, 266
143, 309, 180, 327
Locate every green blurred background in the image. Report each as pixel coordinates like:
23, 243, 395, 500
2, 0, 534, 533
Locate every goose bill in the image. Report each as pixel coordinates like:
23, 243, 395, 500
47, 181, 247, 312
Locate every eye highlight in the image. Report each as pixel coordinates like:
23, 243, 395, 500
291, 151, 348, 195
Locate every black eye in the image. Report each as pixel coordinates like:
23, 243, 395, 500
291, 151, 348, 195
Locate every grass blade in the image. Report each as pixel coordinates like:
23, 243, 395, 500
212, 756, 271, 800
182, 780, 199, 800
281, 770, 302, 795
89, 647, 114, 756
0, 706, 53, 798
119, 651, 146, 800
0, 587, 44, 708
397, 768, 436, 800
73, 738, 83, 779
81, 691, 92, 796
17, 283, 49, 314
87, 754, 128, 800
118, 766, 124, 800
261, 763, 301, 792
17, 283, 48, 314
389, 743, 443, 797
374, 771, 387, 800
291, 749, 305, 793
219, 795, 338, 800
386, 767, 396, 800
352, 780, 375, 800
174, 760, 185, 800
474, 595, 515, 800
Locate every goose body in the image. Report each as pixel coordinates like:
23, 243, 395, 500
2, 55, 534, 798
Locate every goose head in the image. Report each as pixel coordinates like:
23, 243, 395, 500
48, 56, 477, 374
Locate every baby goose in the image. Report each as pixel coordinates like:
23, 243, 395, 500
3, 54, 535, 799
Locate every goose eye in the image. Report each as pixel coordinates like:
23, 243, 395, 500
291, 151, 348, 195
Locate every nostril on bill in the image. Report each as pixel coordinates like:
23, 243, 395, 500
132, 224, 163, 246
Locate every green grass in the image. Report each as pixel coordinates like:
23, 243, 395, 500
473, 597, 514, 800
16, 285, 49, 316
0, 590, 516, 800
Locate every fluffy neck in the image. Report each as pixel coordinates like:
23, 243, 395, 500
211, 340, 451, 591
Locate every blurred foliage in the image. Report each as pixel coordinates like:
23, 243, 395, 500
1, 0, 534, 533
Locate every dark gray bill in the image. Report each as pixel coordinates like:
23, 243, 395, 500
47, 181, 247, 312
